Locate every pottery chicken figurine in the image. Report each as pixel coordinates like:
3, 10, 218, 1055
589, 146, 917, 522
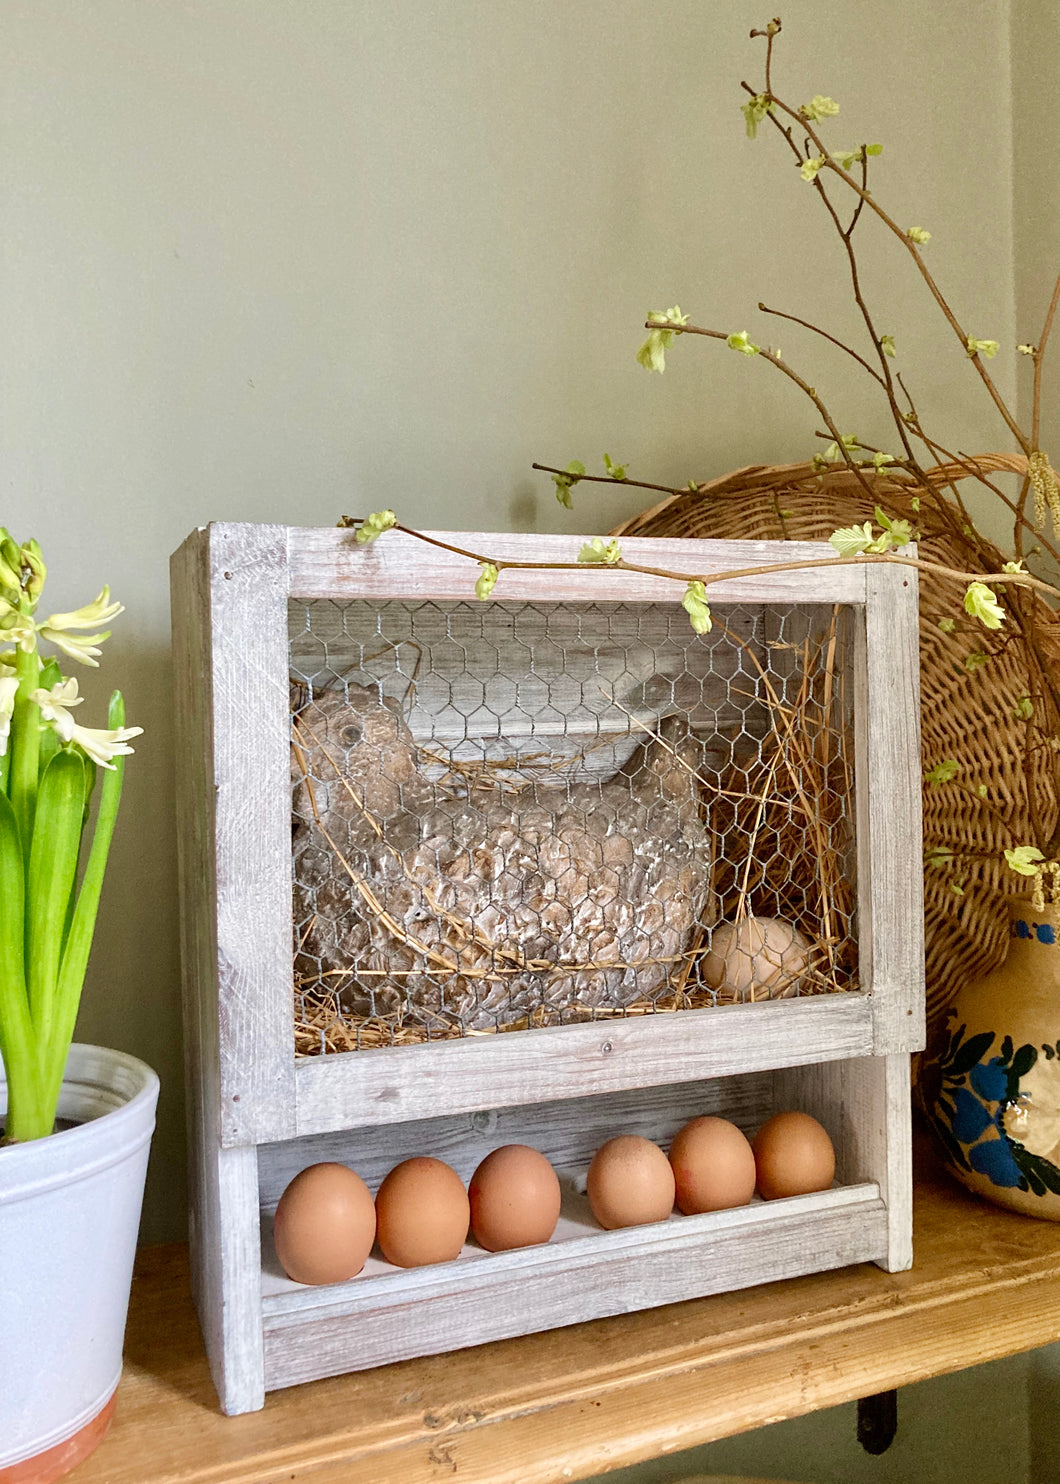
292, 684, 714, 1034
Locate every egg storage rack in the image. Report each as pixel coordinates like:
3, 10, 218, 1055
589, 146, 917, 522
171, 523, 924, 1416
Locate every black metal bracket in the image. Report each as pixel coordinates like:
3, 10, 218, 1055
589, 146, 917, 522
857, 1389, 898, 1454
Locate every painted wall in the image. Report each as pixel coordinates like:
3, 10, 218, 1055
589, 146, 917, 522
0, 2, 1048, 1479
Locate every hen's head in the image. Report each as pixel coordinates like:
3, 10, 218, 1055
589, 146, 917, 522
291, 683, 422, 820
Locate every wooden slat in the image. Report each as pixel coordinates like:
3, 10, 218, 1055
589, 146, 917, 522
171, 532, 267, 1415
776, 1054, 913, 1273
855, 560, 925, 1053
293, 994, 875, 1136
288, 527, 869, 605
262, 1186, 886, 1387
205, 523, 297, 1146
257, 1072, 774, 1206
75, 1151, 1060, 1484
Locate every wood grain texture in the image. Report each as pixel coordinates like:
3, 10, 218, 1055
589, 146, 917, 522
75, 1149, 1060, 1484
856, 560, 925, 1054
261, 1186, 887, 1387
292, 995, 875, 1135
172, 520, 922, 1414
288, 527, 869, 605
206, 524, 297, 1146
171, 532, 267, 1415
775, 1054, 913, 1273
257, 1072, 775, 1206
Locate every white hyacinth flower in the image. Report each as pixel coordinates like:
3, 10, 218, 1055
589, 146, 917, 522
31, 677, 143, 769
36, 626, 110, 666
42, 588, 124, 631
0, 675, 19, 756
37, 587, 124, 667
0, 612, 38, 652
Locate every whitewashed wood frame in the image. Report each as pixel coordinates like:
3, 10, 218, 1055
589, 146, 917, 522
171, 522, 924, 1415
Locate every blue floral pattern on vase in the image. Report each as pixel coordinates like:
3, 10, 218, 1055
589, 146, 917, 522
1013, 918, 1057, 945
924, 1016, 1060, 1197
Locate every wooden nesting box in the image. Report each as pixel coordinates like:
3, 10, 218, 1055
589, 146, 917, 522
171, 522, 924, 1416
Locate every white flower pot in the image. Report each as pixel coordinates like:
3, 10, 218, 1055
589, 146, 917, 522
0, 1043, 159, 1483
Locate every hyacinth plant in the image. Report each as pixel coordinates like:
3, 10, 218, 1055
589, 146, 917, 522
348, 16, 1060, 903
0, 532, 142, 1144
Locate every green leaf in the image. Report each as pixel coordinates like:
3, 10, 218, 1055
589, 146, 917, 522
578, 537, 622, 566
681, 580, 712, 635
636, 307, 689, 374
828, 521, 875, 556
726, 330, 760, 357
355, 510, 397, 545
0, 783, 38, 1127
874, 505, 912, 545
475, 563, 498, 601
925, 759, 960, 786
800, 95, 840, 122
800, 154, 827, 182
9, 644, 42, 856
906, 226, 932, 244
966, 337, 1000, 360
44, 692, 129, 1106
977, 784, 989, 799
25, 749, 85, 1042
880, 334, 897, 358
865, 143, 883, 156
964, 581, 1006, 630
925, 847, 954, 866
1005, 845, 1045, 876
36, 659, 62, 778
603, 454, 628, 481
1019, 344, 1036, 356
741, 93, 773, 139
552, 460, 585, 508
830, 148, 863, 171
1013, 696, 1034, 722
965, 650, 990, 671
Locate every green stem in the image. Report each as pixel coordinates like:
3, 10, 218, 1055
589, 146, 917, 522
26, 749, 85, 1049
43, 693, 129, 1112
8, 641, 40, 856
0, 789, 47, 1141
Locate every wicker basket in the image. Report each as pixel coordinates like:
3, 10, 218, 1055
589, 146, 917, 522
614, 453, 1058, 1035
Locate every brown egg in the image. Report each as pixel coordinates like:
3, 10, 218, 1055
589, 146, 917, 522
587, 1135, 676, 1231
469, 1144, 562, 1251
668, 1116, 756, 1215
753, 1111, 836, 1200
273, 1162, 376, 1285
375, 1156, 470, 1268
701, 917, 811, 1001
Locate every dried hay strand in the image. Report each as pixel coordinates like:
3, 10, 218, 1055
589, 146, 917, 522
613, 452, 1056, 1036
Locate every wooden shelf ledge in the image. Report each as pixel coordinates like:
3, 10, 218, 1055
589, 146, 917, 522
78, 1142, 1060, 1484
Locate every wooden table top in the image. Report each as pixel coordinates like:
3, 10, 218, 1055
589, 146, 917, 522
78, 1143, 1060, 1484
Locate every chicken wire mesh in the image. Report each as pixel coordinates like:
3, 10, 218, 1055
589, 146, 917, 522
289, 597, 859, 1054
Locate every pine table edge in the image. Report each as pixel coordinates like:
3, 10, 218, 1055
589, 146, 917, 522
79, 1141, 1060, 1484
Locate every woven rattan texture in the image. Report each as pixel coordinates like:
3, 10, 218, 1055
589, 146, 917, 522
614, 454, 1055, 1036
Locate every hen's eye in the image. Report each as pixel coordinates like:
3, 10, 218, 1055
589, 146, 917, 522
339, 722, 362, 747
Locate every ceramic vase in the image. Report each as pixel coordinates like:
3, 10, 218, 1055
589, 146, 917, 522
921, 896, 1060, 1219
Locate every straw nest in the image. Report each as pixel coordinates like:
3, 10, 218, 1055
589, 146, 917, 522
613, 452, 1060, 1037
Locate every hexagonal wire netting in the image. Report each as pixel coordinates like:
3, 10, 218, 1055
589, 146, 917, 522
289, 598, 859, 1054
